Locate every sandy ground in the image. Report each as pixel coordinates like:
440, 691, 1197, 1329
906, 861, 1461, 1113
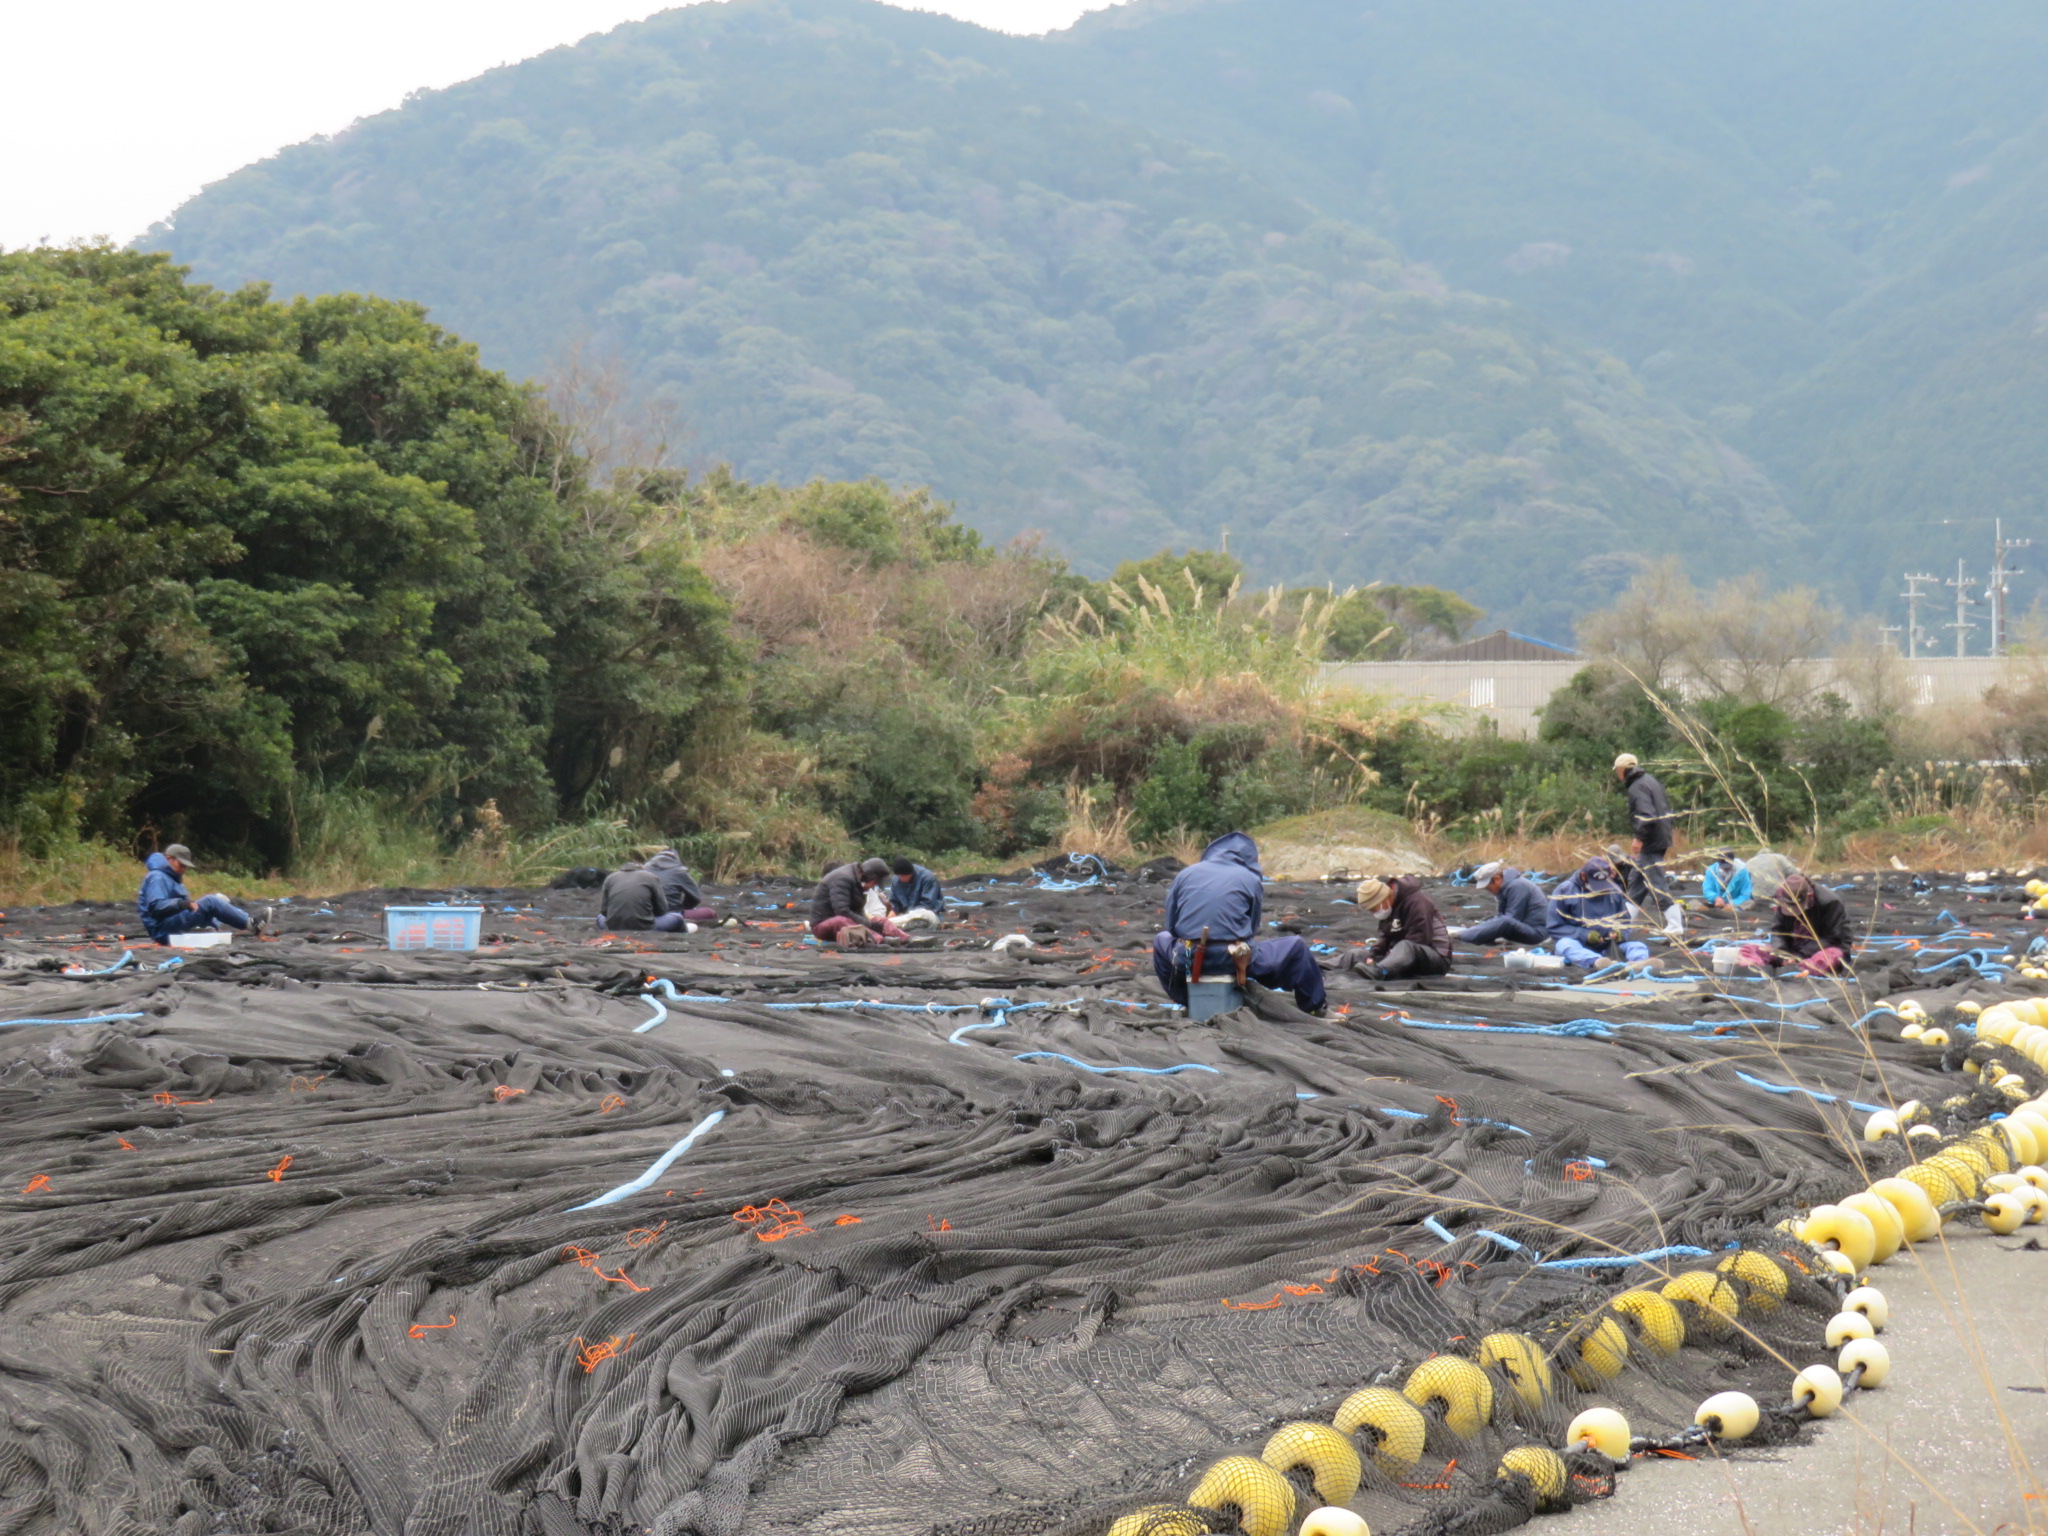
1559, 1233, 2048, 1536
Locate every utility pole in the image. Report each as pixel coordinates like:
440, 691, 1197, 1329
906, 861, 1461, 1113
1946, 560, 1978, 657
1989, 518, 2031, 656
1900, 571, 1939, 659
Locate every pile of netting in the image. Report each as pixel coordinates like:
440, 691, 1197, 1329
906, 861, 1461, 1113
1, 861, 2042, 1536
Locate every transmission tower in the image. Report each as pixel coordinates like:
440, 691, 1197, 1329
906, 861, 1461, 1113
1946, 560, 1979, 657
1899, 571, 1939, 659
1989, 518, 2032, 656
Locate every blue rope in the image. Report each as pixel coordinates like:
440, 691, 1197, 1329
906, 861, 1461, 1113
566, 1109, 727, 1210
1735, 1070, 1886, 1115
62, 951, 135, 976
1, 1011, 145, 1028
1538, 1244, 1713, 1270
1012, 1052, 1219, 1076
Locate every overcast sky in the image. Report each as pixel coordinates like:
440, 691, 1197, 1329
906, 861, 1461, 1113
4, 0, 1121, 251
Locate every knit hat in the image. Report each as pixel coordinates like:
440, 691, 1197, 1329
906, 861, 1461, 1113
1471, 861, 1504, 886
859, 858, 891, 883
1354, 877, 1392, 909
1613, 752, 1639, 771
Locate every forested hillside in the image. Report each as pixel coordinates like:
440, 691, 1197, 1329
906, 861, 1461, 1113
143, 0, 1788, 635
1020, 0, 2048, 602
143, 0, 2048, 617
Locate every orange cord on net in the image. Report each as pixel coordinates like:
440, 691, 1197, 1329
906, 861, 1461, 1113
406, 1314, 458, 1339
559, 1246, 650, 1292
116, 1136, 135, 1150
732, 1199, 813, 1241
833, 1214, 862, 1225
573, 1333, 635, 1372
624, 1221, 667, 1248
492, 1085, 527, 1102
288, 1075, 326, 1092
266, 1155, 292, 1183
599, 1094, 626, 1113
1398, 1459, 1458, 1491
1221, 1292, 1286, 1310
152, 1092, 213, 1107
21, 1174, 51, 1194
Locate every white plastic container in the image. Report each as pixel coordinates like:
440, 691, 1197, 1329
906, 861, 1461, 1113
1531, 954, 1565, 972
166, 930, 233, 950
1713, 947, 1741, 976
1503, 950, 1536, 971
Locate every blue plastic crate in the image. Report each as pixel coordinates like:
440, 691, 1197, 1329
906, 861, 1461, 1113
384, 904, 483, 951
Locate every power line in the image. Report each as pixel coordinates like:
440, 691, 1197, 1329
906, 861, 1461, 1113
1946, 560, 1978, 658
1989, 517, 2031, 657
1899, 572, 1938, 659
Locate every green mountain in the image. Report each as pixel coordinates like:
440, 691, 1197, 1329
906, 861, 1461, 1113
145, 0, 2048, 625
1006, 0, 2048, 603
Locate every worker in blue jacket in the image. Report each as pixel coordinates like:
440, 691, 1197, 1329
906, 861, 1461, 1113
136, 845, 258, 944
885, 857, 946, 919
1451, 862, 1550, 946
1151, 832, 1325, 1012
1702, 851, 1753, 912
1545, 854, 1650, 969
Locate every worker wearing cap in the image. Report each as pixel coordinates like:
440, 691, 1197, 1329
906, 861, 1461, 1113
1614, 752, 1682, 936
1450, 862, 1549, 946
1350, 875, 1454, 980
136, 845, 259, 945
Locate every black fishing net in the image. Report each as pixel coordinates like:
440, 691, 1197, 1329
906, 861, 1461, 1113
0, 866, 2030, 1535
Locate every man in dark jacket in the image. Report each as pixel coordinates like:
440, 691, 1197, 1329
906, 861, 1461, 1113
1151, 832, 1324, 1012
885, 857, 946, 922
136, 846, 256, 944
1614, 753, 1682, 935
1760, 873, 1854, 975
810, 858, 909, 946
1351, 875, 1454, 979
644, 849, 718, 924
598, 863, 677, 931
1451, 862, 1549, 946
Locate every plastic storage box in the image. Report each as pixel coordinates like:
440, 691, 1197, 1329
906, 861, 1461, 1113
1187, 978, 1245, 1022
384, 904, 483, 951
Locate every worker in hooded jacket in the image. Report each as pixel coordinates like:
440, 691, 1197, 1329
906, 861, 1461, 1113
1151, 832, 1326, 1012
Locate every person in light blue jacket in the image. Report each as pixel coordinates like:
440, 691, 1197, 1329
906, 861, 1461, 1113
1702, 851, 1753, 912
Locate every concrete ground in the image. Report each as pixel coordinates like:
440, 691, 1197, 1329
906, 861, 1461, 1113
1557, 1231, 2048, 1535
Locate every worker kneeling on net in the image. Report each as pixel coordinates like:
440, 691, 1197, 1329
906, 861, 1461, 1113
1736, 872, 1853, 976
1350, 876, 1454, 979
137, 844, 259, 944
1150, 832, 1325, 1012
811, 858, 910, 947
1450, 861, 1549, 946
1545, 854, 1650, 969
885, 856, 946, 929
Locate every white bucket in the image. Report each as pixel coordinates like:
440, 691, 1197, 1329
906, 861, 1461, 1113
1712, 947, 1741, 976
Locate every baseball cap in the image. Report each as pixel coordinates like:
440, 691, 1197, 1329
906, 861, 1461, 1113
1613, 752, 1639, 771
1471, 861, 1504, 885
164, 843, 198, 869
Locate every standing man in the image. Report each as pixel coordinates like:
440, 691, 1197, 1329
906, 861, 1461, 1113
1614, 753, 1682, 936
1151, 832, 1325, 1013
1450, 862, 1550, 947
136, 845, 258, 944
